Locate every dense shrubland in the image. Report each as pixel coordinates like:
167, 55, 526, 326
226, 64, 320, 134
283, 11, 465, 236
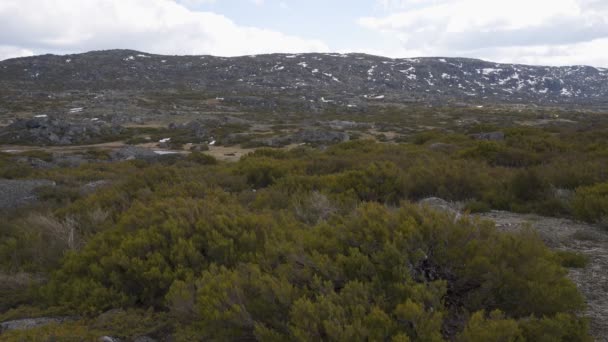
1, 123, 607, 340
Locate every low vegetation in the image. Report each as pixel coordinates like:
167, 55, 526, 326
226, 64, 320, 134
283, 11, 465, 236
1, 120, 607, 340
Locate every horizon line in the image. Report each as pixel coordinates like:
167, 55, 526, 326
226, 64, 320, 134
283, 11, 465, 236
2, 48, 606, 69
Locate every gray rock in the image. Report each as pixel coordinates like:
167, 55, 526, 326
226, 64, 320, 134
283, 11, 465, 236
428, 142, 456, 151
15, 157, 55, 169
418, 197, 461, 215
0, 116, 125, 146
99, 337, 122, 342
134, 337, 157, 342
80, 180, 111, 195
324, 120, 372, 130
168, 120, 208, 139
110, 146, 157, 161
189, 144, 209, 152
223, 132, 253, 145
55, 154, 88, 167
256, 130, 350, 147
470, 131, 505, 141
0, 179, 56, 209
293, 130, 350, 144
0, 317, 77, 332
553, 187, 574, 202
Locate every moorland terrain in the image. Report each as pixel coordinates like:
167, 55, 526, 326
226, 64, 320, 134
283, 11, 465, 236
0, 50, 607, 341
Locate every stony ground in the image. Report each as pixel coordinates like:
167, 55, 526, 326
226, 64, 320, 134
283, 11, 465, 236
0, 179, 55, 209
479, 211, 608, 341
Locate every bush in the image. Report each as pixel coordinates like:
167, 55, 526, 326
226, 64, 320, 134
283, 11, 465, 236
459, 141, 541, 167
554, 250, 589, 268
0, 320, 99, 341
40, 201, 585, 339
457, 310, 522, 342
510, 170, 549, 202
186, 152, 217, 165
520, 313, 591, 342
464, 200, 491, 213
0, 130, 601, 340
411, 130, 445, 145
238, 157, 296, 188
572, 182, 608, 223
0, 213, 80, 272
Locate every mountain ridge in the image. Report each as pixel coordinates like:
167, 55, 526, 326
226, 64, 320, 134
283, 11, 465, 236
4, 49, 607, 69
2, 49, 608, 108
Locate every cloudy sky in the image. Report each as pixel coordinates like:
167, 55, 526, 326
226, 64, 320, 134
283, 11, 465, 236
1, 0, 607, 66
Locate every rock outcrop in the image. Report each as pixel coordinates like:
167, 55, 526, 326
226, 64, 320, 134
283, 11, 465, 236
0, 116, 124, 145
0, 179, 55, 209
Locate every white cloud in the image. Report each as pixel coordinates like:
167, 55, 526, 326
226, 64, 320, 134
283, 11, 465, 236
0, 45, 35, 61
362, 0, 608, 66
0, 0, 328, 60
175, 0, 217, 6
376, 0, 448, 11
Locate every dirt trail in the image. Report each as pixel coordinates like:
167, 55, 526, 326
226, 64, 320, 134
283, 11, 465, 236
0, 141, 128, 153
479, 211, 608, 341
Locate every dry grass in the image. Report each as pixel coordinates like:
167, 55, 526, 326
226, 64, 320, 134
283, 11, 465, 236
24, 214, 80, 251
204, 145, 257, 162
570, 229, 603, 242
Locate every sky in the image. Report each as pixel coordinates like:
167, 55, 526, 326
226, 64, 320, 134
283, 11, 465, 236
0, 0, 607, 66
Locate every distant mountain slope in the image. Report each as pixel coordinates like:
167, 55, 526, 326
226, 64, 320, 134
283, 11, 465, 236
1, 49, 607, 107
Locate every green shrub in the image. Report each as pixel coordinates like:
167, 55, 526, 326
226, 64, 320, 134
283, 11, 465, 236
0, 320, 100, 341
457, 310, 522, 342
520, 313, 591, 342
39, 200, 585, 339
186, 152, 217, 165
459, 141, 541, 167
572, 182, 608, 223
238, 157, 296, 188
464, 200, 491, 213
411, 130, 445, 145
0, 128, 601, 340
35, 185, 82, 205
510, 170, 549, 202
554, 250, 589, 268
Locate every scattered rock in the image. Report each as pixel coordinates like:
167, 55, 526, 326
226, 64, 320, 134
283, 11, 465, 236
110, 146, 158, 161
256, 130, 350, 147
80, 180, 112, 195
0, 116, 125, 145
189, 144, 209, 152
0, 179, 56, 209
15, 157, 55, 169
223, 132, 253, 145
324, 120, 372, 130
54, 154, 88, 168
177, 121, 207, 139
99, 336, 122, 342
554, 187, 574, 202
293, 130, 350, 144
134, 336, 157, 342
0, 317, 77, 332
469, 131, 505, 141
428, 142, 457, 152
418, 197, 461, 215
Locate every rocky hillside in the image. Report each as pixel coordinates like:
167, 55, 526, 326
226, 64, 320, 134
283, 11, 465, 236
1, 49, 608, 108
